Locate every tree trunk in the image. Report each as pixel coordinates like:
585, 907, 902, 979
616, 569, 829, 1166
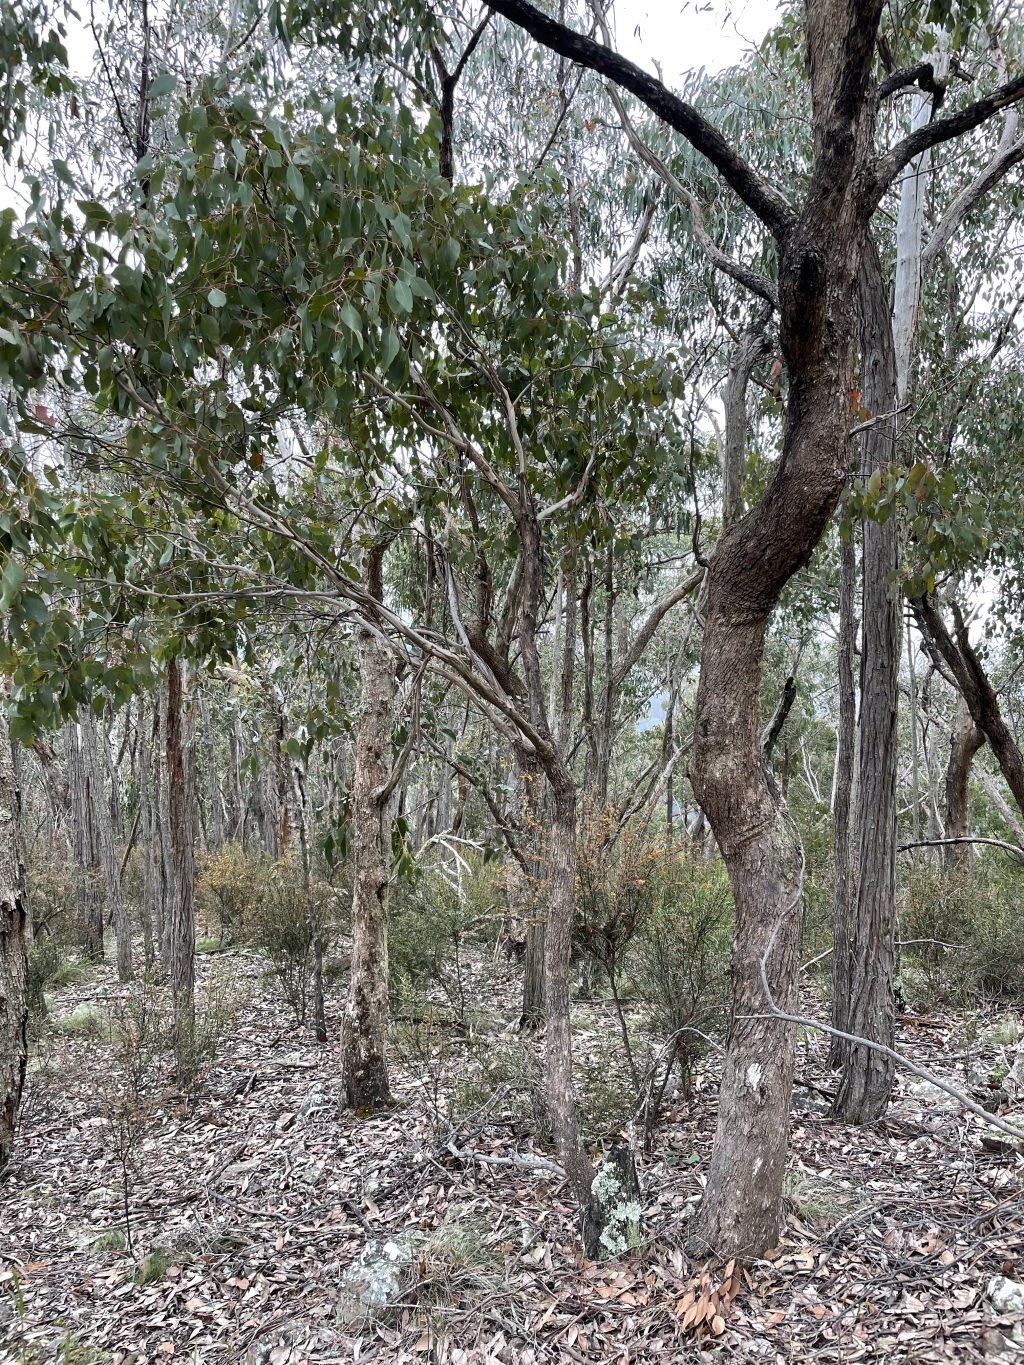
65, 717, 104, 960
80, 709, 133, 983
907, 622, 923, 845
912, 595, 1024, 819
138, 701, 158, 964
102, 712, 124, 840
294, 759, 327, 1043
342, 543, 396, 1113
157, 687, 174, 962
544, 775, 591, 1200
201, 695, 225, 852
517, 746, 547, 1030
0, 705, 28, 1171
30, 737, 70, 844
833, 242, 901, 1125
722, 308, 771, 527
829, 533, 856, 1066
165, 658, 196, 1047
687, 73, 875, 1250
944, 700, 985, 871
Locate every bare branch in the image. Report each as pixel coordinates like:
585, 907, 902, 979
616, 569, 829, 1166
483, 0, 796, 239
610, 569, 704, 691
898, 834, 1024, 863
602, 82, 779, 306
873, 69, 1024, 201
923, 116, 1024, 272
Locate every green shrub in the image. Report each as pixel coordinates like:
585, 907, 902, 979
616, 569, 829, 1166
389, 858, 504, 1024
628, 850, 732, 1083
248, 860, 332, 1025
899, 862, 1024, 1004
56, 1004, 109, 1039
134, 1247, 172, 1284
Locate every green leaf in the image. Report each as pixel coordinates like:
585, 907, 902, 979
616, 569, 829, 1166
208, 288, 227, 308
0, 560, 26, 611
148, 71, 177, 99
380, 326, 400, 371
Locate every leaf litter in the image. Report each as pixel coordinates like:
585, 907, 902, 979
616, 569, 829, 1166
3, 949, 1024, 1364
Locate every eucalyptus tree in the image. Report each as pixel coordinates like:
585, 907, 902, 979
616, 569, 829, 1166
0, 701, 27, 1171
328, 0, 1024, 1256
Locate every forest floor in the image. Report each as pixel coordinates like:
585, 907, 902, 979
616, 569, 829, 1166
3, 941, 1024, 1365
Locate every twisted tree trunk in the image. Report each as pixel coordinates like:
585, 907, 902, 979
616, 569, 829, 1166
0, 705, 27, 1171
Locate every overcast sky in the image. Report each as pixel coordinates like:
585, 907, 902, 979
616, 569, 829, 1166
611, 0, 781, 82
55, 1, 784, 82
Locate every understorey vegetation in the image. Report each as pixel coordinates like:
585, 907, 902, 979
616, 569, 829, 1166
3, 0, 1024, 1359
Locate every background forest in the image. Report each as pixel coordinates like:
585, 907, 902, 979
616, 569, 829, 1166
3, 0, 1024, 1360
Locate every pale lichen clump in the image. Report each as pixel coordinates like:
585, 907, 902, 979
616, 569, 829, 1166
589, 1157, 642, 1258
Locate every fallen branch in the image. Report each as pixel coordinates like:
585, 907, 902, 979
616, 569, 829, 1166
898, 834, 1024, 862
750, 920, 1024, 1145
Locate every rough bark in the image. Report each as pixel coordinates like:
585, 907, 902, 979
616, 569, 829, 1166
342, 542, 396, 1113
683, 0, 882, 1254
165, 658, 196, 1042
833, 242, 901, 1125
80, 709, 133, 983
944, 700, 985, 871
830, 533, 856, 1067
0, 705, 27, 1171
30, 736, 69, 842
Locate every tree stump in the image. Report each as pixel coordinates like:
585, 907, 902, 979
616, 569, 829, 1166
582, 1144, 642, 1259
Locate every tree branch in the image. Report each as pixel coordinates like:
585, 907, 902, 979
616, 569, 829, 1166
898, 834, 1024, 863
483, 0, 796, 239
873, 69, 1024, 200
609, 568, 703, 692
601, 80, 779, 305
877, 61, 946, 104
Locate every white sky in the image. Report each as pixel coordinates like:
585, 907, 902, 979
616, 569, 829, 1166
612, 0, 782, 81
56, 1, 783, 83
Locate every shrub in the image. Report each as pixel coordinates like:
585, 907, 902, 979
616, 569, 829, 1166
389, 856, 504, 1026
196, 843, 273, 942
24, 861, 79, 942
899, 861, 1024, 1004
629, 850, 732, 1083
248, 859, 332, 1025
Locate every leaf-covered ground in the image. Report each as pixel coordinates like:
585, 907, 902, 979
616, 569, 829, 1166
3, 945, 1024, 1365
